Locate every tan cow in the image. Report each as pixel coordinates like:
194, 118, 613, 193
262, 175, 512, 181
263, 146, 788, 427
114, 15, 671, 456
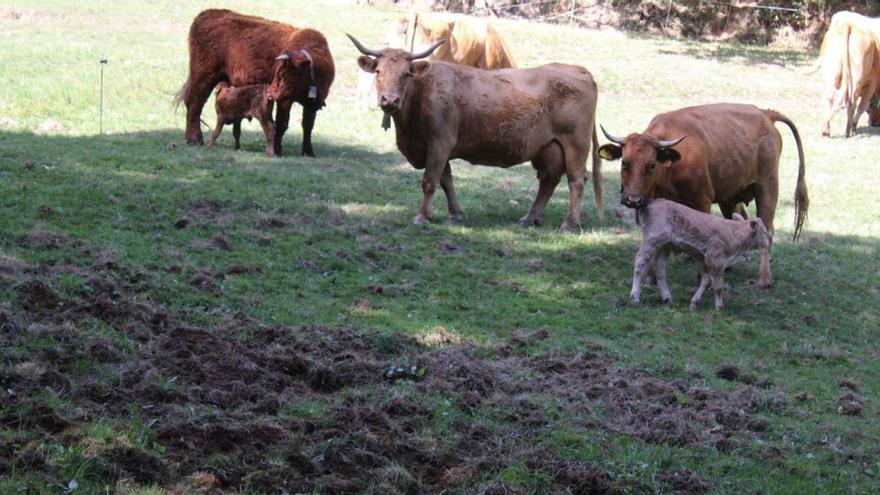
389, 13, 518, 69
358, 13, 517, 109
806, 11, 880, 137
631, 199, 770, 310
348, 35, 602, 230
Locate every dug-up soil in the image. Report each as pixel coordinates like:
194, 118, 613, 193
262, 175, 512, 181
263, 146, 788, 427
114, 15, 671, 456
0, 232, 785, 494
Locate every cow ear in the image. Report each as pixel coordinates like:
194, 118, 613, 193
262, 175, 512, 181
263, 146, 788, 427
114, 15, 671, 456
732, 213, 745, 221
358, 56, 378, 73
749, 218, 761, 231
409, 61, 431, 77
597, 144, 622, 161
656, 147, 681, 165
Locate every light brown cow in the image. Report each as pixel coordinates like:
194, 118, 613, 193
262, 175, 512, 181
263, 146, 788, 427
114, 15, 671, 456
207, 82, 276, 156
631, 199, 770, 310
598, 103, 807, 288
348, 35, 602, 230
806, 11, 880, 137
388, 13, 517, 69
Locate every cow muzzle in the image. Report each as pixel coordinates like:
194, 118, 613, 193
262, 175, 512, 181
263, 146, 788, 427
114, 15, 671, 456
379, 94, 401, 113
621, 193, 647, 209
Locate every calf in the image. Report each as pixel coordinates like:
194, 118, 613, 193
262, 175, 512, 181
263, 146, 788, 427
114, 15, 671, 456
631, 199, 770, 310
207, 82, 275, 156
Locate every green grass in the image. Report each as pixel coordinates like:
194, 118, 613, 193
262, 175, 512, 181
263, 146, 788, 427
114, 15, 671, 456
1, 1, 879, 493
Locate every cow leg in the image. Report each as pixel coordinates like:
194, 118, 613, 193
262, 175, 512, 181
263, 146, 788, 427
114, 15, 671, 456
184, 78, 215, 145
206, 118, 224, 149
821, 87, 845, 137
414, 152, 449, 225
709, 266, 726, 310
301, 102, 319, 157
654, 251, 672, 305
845, 97, 856, 137
561, 144, 588, 232
852, 95, 873, 133
630, 245, 655, 305
690, 265, 711, 310
519, 143, 563, 227
232, 120, 242, 151
274, 100, 293, 157
258, 117, 276, 157
754, 180, 777, 289
439, 161, 463, 223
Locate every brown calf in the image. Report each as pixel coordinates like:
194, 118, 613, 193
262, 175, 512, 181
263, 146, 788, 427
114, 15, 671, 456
631, 199, 770, 310
207, 82, 275, 156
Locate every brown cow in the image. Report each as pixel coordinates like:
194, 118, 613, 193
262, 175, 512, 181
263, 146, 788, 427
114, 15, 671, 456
348, 35, 602, 230
807, 14, 880, 137
207, 82, 276, 156
598, 103, 808, 288
174, 9, 335, 157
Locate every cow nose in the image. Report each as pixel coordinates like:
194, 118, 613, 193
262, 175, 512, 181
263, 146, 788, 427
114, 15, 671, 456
621, 194, 646, 208
379, 94, 401, 111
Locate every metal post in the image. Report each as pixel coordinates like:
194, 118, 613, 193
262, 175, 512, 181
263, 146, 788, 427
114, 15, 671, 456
99, 56, 108, 135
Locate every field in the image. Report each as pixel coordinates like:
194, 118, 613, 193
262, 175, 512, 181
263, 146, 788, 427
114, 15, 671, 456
1, 1, 879, 493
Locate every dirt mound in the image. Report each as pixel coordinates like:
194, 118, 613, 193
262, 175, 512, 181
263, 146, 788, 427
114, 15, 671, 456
0, 234, 785, 492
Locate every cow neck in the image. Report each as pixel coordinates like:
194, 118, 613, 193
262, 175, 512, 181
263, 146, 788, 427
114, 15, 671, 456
724, 222, 753, 258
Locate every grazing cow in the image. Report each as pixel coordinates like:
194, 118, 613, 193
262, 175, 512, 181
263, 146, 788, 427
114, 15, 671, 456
806, 13, 880, 137
598, 103, 808, 287
631, 199, 770, 310
174, 9, 335, 157
348, 35, 603, 230
207, 82, 276, 156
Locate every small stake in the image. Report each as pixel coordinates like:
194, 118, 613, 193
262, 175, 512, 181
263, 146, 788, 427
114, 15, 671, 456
99, 56, 108, 135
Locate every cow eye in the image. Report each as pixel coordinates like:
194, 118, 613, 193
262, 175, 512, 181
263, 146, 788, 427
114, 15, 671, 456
621, 161, 630, 171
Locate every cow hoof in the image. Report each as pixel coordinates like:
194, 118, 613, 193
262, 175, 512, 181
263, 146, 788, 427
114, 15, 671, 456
448, 213, 463, 224
517, 216, 540, 227
630, 295, 640, 305
661, 297, 672, 306
302, 150, 316, 158
412, 215, 428, 226
560, 221, 581, 233
185, 138, 203, 146
748, 278, 773, 289
689, 301, 699, 310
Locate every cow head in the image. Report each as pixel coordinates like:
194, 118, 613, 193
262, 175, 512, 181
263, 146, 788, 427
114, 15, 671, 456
733, 214, 770, 249
266, 49, 315, 103
347, 34, 444, 113
597, 127, 687, 208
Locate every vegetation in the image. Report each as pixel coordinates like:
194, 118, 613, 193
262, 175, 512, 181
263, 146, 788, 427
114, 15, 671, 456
0, 1, 878, 493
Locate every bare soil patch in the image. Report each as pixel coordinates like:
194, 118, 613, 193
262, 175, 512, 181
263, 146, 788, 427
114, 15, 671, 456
0, 233, 786, 493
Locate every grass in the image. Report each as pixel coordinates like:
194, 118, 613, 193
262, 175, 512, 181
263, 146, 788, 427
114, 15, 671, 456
1, 0, 879, 493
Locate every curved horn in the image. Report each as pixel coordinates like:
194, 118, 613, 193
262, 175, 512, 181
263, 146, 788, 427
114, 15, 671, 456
600, 125, 626, 145
657, 135, 687, 148
410, 39, 445, 60
300, 49, 313, 64
347, 34, 382, 57
275, 52, 290, 61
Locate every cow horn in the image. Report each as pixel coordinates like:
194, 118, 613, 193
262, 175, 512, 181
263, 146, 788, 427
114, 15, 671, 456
410, 39, 445, 60
347, 34, 382, 57
276, 52, 290, 61
657, 135, 687, 148
600, 125, 625, 145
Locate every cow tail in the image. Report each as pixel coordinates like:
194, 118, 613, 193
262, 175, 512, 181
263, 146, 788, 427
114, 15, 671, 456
172, 76, 190, 112
765, 110, 809, 241
844, 24, 854, 107
591, 125, 604, 218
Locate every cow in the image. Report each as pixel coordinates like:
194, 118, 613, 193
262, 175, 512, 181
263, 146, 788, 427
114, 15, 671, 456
598, 103, 808, 288
806, 13, 880, 137
389, 13, 518, 69
174, 9, 335, 157
357, 13, 517, 109
347, 35, 603, 231
630, 199, 770, 310
206, 82, 276, 156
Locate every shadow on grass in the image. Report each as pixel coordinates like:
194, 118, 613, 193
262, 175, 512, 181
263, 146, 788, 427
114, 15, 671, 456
658, 41, 815, 68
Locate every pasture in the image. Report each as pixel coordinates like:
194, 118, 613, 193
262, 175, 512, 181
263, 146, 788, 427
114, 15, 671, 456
1, 1, 879, 493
